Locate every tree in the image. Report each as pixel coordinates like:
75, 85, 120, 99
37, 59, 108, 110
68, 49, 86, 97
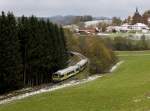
0, 12, 22, 93
112, 17, 122, 26
85, 37, 117, 74
98, 22, 109, 32
0, 12, 69, 93
142, 10, 150, 25
136, 35, 148, 50
18, 16, 29, 85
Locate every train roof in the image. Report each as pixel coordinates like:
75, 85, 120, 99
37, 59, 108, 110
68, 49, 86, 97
55, 65, 78, 75
54, 58, 88, 75
76, 59, 88, 66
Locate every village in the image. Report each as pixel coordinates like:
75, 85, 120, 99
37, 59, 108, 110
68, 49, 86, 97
64, 8, 150, 40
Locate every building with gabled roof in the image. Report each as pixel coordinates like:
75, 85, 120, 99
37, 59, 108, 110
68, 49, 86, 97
132, 7, 142, 24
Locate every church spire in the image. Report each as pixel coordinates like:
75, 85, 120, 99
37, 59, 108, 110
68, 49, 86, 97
132, 7, 142, 24
136, 7, 139, 14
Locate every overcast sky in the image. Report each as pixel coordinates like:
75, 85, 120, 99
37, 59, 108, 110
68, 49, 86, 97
0, 0, 150, 18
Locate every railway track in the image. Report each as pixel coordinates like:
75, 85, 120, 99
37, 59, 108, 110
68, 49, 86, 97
0, 51, 88, 103
0, 72, 89, 104
0, 60, 123, 105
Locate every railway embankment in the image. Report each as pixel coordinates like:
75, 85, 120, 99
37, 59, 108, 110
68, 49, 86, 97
0, 59, 123, 105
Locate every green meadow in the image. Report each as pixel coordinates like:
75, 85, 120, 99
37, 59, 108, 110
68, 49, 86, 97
0, 51, 150, 111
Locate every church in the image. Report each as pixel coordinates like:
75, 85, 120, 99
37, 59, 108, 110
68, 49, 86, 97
106, 8, 150, 33
131, 8, 150, 25
132, 8, 142, 24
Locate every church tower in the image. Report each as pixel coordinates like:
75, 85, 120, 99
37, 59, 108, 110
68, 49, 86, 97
132, 7, 142, 24
135, 7, 139, 14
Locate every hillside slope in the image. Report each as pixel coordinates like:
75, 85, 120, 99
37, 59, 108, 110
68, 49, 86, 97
1, 51, 150, 111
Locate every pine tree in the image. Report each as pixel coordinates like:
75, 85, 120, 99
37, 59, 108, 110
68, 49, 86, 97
0, 12, 22, 93
0, 12, 69, 92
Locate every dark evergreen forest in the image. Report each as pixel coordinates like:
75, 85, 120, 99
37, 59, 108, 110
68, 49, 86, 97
0, 12, 68, 94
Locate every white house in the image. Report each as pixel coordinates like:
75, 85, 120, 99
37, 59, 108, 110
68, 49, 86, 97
84, 19, 112, 28
107, 23, 150, 33
132, 23, 149, 30
120, 23, 132, 32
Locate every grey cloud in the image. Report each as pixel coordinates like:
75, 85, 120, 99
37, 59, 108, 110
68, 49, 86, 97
0, 0, 150, 17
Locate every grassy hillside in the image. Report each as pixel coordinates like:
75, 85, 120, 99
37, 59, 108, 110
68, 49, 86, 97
1, 51, 150, 111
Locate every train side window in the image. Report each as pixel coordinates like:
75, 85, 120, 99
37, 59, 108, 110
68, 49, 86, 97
67, 73, 70, 76
60, 75, 64, 78
71, 71, 74, 73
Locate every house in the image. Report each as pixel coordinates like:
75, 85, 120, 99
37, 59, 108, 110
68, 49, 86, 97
132, 23, 149, 30
106, 23, 150, 33
84, 19, 112, 28
106, 26, 121, 32
76, 27, 100, 35
120, 23, 132, 32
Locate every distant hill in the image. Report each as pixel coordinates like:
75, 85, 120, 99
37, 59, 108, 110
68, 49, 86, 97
93, 16, 112, 20
38, 16, 112, 26
49, 15, 77, 25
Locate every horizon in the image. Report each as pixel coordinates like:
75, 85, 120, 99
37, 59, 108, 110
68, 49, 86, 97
0, 0, 150, 19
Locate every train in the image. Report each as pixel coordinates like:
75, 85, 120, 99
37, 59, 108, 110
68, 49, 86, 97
52, 59, 88, 82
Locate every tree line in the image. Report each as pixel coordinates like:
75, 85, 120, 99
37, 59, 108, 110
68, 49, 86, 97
0, 12, 68, 94
73, 15, 93, 24
103, 36, 150, 51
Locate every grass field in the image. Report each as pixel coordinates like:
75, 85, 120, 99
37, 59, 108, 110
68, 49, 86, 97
109, 32, 150, 37
1, 51, 150, 111
116, 50, 150, 56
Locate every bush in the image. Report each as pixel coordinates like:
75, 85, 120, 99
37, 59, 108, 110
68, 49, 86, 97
65, 33, 117, 74
83, 37, 117, 74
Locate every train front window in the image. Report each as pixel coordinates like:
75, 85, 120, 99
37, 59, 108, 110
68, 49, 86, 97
53, 74, 59, 78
